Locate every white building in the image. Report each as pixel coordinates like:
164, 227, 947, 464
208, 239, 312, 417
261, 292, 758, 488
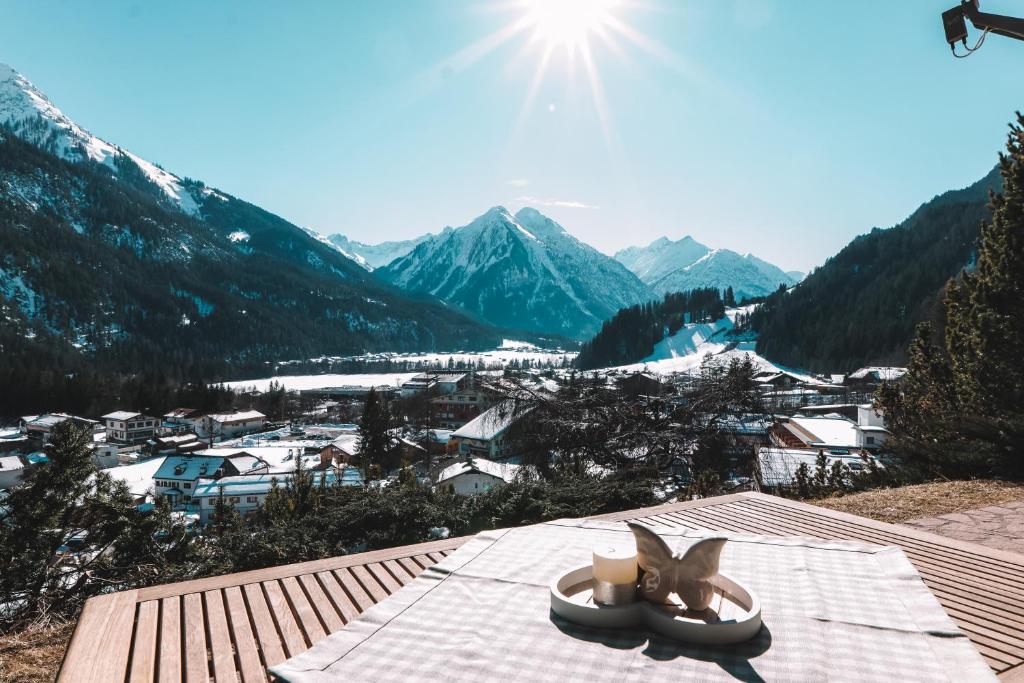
435, 457, 519, 496
0, 455, 26, 489
192, 467, 362, 524
102, 411, 158, 445
757, 447, 882, 488
776, 412, 889, 452
199, 410, 267, 440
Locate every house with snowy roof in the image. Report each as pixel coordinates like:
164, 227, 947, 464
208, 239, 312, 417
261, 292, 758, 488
448, 402, 527, 461
434, 457, 520, 496
102, 411, 158, 445
845, 366, 908, 387
192, 467, 363, 524
197, 410, 267, 440
23, 413, 100, 445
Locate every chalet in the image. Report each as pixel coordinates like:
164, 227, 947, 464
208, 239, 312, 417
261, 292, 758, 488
102, 411, 158, 445
845, 366, 908, 387
772, 411, 889, 452
0, 455, 26, 490
430, 388, 493, 429
448, 402, 525, 461
615, 371, 663, 398
434, 456, 519, 496
149, 433, 204, 456
192, 467, 362, 524
152, 454, 234, 509
400, 372, 469, 399
162, 408, 204, 434
198, 410, 267, 440
23, 413, 100, 445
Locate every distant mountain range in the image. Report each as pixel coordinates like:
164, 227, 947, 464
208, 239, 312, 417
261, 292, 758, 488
613, 236, 801, 301
324, 233, 432, 270
378, 207, 652, 338
0, 63, 502, 384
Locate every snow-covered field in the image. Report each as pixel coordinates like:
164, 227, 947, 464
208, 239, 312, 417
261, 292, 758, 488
602, 307, 828, 385
224, 373, 420, 393
225, 341, 576, 393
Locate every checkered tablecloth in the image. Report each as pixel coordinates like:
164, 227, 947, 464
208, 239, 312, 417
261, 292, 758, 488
270, 519, 996, 682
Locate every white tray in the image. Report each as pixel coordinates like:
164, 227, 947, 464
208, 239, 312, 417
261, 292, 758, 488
550, 564, 762, 645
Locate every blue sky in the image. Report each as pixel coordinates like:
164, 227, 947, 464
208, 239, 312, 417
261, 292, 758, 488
1, 0, 1021, 271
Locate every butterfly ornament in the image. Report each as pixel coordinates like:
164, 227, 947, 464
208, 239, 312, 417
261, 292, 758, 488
627, 523, 728, 611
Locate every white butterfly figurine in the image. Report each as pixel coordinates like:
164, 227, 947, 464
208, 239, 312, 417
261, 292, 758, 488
627, 523, 728, 611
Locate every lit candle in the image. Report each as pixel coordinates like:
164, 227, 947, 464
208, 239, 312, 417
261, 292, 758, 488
592, 543, 638, 585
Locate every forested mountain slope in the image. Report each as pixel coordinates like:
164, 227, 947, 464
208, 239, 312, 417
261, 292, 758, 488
752, 166, 1001, 371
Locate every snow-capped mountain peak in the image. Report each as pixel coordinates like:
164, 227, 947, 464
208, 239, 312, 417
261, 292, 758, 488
379, 206, 653, 337
0, 63, 199, 215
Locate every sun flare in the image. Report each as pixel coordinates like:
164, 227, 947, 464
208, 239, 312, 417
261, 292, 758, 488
521, 0, 620, 52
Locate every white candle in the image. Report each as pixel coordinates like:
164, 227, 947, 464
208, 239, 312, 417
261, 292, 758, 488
592, 543, 638, 584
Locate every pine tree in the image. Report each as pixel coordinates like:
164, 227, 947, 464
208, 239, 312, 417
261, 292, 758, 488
945, 114, 1024, 415
358, 388, 393, 479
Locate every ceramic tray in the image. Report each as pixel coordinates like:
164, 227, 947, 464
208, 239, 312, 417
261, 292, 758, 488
550, 564, 761, 644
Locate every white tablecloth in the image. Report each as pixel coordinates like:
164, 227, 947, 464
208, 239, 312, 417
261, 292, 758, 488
271, 519, 995, 682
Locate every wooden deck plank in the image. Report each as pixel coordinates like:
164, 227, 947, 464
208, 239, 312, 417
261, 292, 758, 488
744, 495, 1024, 573
298, 573, 344, 634
261, 580, 308, 658
136, 537, 466, 601
158, 596, 182, 683
57, 589, 137, 683
182, 592, 209, 683
280, 575, 327, 645
392, 557, 422, 581
333, 567, 376, 612
365, 561, 403, 594
128, 600, 159, 683
223, 585, 266, 683
242, 582, 286, 669
315, 570, 359, 624
203, 590, 237, 683
349, 564, 390, 602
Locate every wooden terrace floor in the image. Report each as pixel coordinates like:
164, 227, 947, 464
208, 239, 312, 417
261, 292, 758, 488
58, 492, 1024, 682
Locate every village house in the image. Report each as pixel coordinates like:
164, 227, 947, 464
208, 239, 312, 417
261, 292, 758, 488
448, 402, 524, 461
771, 410, 889, 453
434, 456, 520, 496
844, 366, 908, 388
192, 467, 363, 524
615, 371, 663, 398
152, 454, 239, 509
430, 388, 493, 429
0, 454, 26, 490
102, 411, 158, 445
149, 433, 204, 456
162, 408, 205, 435
399, 372, 470, 399
22, 413, 101, 445
198, 410, 267, 441
756, 446, 882, 489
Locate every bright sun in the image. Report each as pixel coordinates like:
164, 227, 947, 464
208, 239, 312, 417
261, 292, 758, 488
522, 0, 620, 52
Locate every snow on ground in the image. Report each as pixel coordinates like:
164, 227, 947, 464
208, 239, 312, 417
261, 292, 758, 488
228, 231, 250, 243
224, 373, 419, 393
602, 307, 829, 384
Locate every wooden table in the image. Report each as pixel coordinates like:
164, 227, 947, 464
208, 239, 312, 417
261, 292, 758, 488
58, 492, 1024, 682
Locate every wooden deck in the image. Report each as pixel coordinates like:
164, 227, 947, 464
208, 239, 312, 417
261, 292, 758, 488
58, 492, 1024, 682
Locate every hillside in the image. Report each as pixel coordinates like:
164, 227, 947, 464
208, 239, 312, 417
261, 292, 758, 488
379, 206, 654, 338
752, 166, 1002, 371
0, 63, 503, 413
